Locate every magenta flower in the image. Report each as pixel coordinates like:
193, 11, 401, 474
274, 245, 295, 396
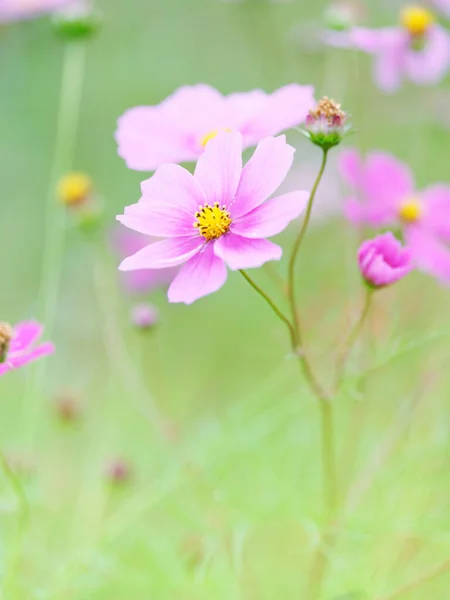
115, 83, 315, 171
0, 321, 54, 376
432, 0, 450, 18
340, 148, 450, 284
324, 7, 450, 93
117, 132, 308, 305
0, 0, 74, 22
112, 228, 178, 295
358, 232, 413, 288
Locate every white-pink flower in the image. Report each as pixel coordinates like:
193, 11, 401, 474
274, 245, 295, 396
117, 132, 309, 305
0, 0, 74, 22
115, 83, 315, 171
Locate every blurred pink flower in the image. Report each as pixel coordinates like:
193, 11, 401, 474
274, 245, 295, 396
324, 19, 450, 93
340, 148, 450, 284
112, 228, 178, 295
0, 0, 74, 22
131, 303, 159, 328
0, 321, 54, 376
115, 83, 315, 171
117, 132, 308, 305
358, 232, 413, 288
432, 0, 450, 17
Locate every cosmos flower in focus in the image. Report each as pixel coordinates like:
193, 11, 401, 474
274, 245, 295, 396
358, 232, 413, 288
324, 6, 450, 93
115, 83, 315, 171
0, 0, 74, 23
112, 229, 178, 295
117, 132, 309, 305
0, 321, 54, 376
340, 148, 450, 285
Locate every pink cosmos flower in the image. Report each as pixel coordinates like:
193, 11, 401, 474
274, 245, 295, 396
0, 321, 54, 376
117, 132, 309, 305
112, 228, 178, 295
324, 8, 450, 93
358, 232, 413, 288
0, 0, 74, 22
431, 0, 450, 18
115, 83, 315, 171
340, 148, 450, 284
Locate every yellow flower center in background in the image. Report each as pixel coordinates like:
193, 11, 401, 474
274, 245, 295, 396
398, 198, 423, 223
57, 172, 92, 206
0, 321, 13, 364
200, 128, 232, 148
193, 203, 232, 240
401, 6, 434, 37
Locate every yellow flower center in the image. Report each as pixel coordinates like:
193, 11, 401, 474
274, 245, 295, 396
200, 128, 232, 148
398, 198, 423, 223
57, 172, 92, 206
193, 203, 232, 240
401, 6, 434, 37
0, 321, 13, 364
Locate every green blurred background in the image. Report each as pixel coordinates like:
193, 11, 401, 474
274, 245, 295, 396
1, 0, 450, 598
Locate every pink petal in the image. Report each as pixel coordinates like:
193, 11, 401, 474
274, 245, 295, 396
421, 185, 450, 240
9, 321, 43, 353
364, 152, 415, 210
373, 48, 404, 94
115, 106, 193, 171
119, 237, 203, 271
231, 135, 295, 219
140, 164, 206, 212
351, 27, 405, 53
117, 202, 194, 238
213, 234, 282, 270
162, 84, 227, 135
339, 149, 363, 189
406, 226, 450, 284
1, 342, 55, 375
168, 244, 227, 304
232, 191, 308, 238
239, 84, 316, 146
194, 131, 243, 206
405, 25, 450, 86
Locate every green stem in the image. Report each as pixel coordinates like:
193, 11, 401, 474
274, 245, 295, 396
40, 41, 87, 334
0, 451, 29, 527
335, 286, 373, 392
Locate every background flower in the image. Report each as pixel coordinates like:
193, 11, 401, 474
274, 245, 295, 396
0, 0, 74, 22
358, 232, 413, 288
115, 83, 315, 171
118, 132, 309, 304
340, 148, 450, 284
0, 321, 54, 376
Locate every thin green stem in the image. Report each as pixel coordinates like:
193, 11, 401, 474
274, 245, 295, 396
40, 41, 87, 333
239, 270, 295, 342
287, 149, 328, 346
375, 556, 450, 600
0, 451, 29, 527
335, 286, 373, 392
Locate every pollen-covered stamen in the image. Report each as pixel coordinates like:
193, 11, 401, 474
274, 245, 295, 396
200, 128, 232, 148
399, 198, 423, 223
0, 322, 13, 364
401, 6, 434, 38
307, 96, 346, 129
193, 202, 232, 240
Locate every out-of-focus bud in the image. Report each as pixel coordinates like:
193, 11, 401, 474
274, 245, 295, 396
358, 232, 413, 289
302, 96, 351, 151
179, 534, 205, 570
53, 393, 82, 424
57, 171, 103, 233
0, 322, 13, 363
52, 0, 101, 40
324, 1, 366, 31
105, 459, 132, 485
131, 303, 159, 330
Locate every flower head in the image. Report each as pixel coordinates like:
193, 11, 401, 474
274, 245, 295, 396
117, 132, 309, 305
0, 0, 74, 23
105, 459, 131, 485
0, 321, 54, 376
115, 83, 315, 171
57, 172, 92, 207
304, 97, 350, 150
340, 148, 450, 285
358, 232, 413, 288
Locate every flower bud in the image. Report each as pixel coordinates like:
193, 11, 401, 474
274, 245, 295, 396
324, 1, 366, 32
131, 303, 159, 329
0, 322, 13, 363
57, 172, 92, 207
52, 0, 101, 40
303, 96, 351, 151
53, 393, 82, 424
358, 232, 413, 289
105, 459, 131, 485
